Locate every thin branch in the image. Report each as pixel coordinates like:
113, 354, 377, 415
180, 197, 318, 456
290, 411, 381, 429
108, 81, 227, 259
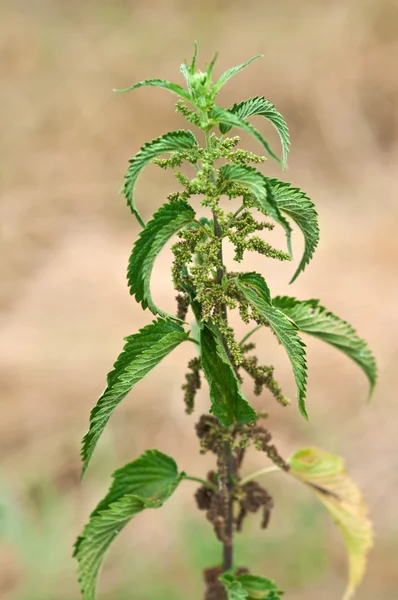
225, 204, 245, 229
240, 465, 281, 485
239, 324, 263, 347
183, 475, 217, 491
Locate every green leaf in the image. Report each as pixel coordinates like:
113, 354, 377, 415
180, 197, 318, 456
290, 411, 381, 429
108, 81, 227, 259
211, 106, 282, 165
76, 496, 143, 600
289, 447, 373, 600
265, 179, 319, 282
114, 78, 193, 103
235, 273, 308, 418
127, 199, 196, 317
190, 41, 198, 72
236, 574, 283, 599
91, 450, 181, 517
74, 449, 183, 600
220, 573, 283, 600
211, 55, 263, 96
121, 129, 198, 227
221, 578, 248, 600
200, 323, 256, 426
219, 164, 292, 253
219, 96, 290, 167
272, 296, 377, 396
179, 63, 191, 90
81, 318, 189, 475
206, 51, 219, 79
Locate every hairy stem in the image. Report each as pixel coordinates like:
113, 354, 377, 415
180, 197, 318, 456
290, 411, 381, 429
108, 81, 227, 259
212, 214, 234, 571
205, 125, 235, 573
223, 444, 235, 571
215, 210, 234, 572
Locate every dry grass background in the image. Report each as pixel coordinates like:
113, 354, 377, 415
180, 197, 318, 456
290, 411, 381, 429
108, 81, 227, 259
1, 0, 398, 598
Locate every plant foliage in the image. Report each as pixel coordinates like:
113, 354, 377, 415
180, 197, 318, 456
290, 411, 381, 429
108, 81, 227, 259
75, 450, 183, 600
272, 296, 377, 394
200, 322, 257, 425
220, 573, 283, 599
127, 198, 196, 316
81, 318, 189, 475
219, 164, 293, 252
289, 447, 373, 600
219, 96, 290, 167
76, 45, 377, 600
121, 130, 198, 226
265, 179, 319, 282
235, 272, 308, 417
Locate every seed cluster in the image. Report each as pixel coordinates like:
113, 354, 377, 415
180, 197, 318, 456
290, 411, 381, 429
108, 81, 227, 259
182, 357, 201, 414
181, 340, 290, 415
193, 414, 289, 542
236, 481, 273, 532
156, 127, 292, 371
175, 293, 190, 321
241, 348, 289, 407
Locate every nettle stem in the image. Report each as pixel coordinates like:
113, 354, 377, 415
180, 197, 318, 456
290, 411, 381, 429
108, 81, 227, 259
205, 123, 236, 573
223, 445, 235, 571
214, 209, 235, 572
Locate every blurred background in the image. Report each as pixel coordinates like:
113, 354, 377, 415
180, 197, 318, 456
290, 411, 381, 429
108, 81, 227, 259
1, 0, 397, 598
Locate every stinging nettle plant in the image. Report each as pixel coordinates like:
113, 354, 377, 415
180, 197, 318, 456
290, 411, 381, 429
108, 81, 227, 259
74, 45, 377, 600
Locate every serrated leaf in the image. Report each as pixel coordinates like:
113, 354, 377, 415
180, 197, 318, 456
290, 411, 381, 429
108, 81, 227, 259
236, 574, 283, 599
75, 496, 143, 600
219, 96, 290, 167
265, 179, 319, 282
235, 273, 308, 418
94, 450, 181, 513
272, 296, 377, 396
222, 579, 248, 600
219, 164, 292, 253
81, 318, 189, 475
74, 450, 182, 600
211, 55, 263, 96
220, 573, 283, 600
212, 106, 281, 165
114, 78, 193, 103
121, 130, 198, 227
127, 199, 196, 316
200, 323, 256, 426
289, 447, 373, 600
236, 271, 272, 304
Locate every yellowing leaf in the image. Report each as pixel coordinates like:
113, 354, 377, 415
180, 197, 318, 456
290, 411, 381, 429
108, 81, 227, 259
288, 447, 373, 600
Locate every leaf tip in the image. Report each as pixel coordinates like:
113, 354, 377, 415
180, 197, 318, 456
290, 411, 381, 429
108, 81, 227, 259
366, 382, 376, 404
80, 450, 90, 480
299, 400, 309, 420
